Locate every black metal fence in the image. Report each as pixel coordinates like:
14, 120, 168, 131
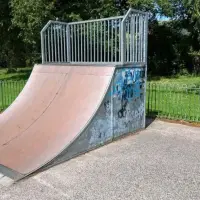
146, 83, 200, 122
0, 81, 27, 111
0, 80, 200, 123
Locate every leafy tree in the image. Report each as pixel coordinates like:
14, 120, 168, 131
1, 0, 199, 75
11, 0, 54, 64
0, 0, 25, 68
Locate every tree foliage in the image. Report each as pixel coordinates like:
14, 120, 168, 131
0, 0, 199, 75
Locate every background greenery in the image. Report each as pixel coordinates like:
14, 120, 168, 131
0, 0, 200, 77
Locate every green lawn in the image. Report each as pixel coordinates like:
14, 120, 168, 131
0, 68, 199, 123
0, 68, 30, 110
0, 67, 32, 81
0, 80, 27, 111
146, 83, 200, 122
149, 75, 200, 86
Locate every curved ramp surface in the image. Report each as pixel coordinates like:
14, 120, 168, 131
0, 64, 115, 180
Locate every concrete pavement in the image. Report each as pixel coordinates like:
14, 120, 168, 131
0, 119, 200, 200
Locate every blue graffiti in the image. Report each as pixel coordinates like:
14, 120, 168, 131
114, 68, 145, 118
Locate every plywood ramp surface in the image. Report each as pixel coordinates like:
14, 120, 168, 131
0, 64, 115, 179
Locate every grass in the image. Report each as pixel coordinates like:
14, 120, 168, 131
0, 67, 32, 81
0, 68, 30, 110
0, 68, 199, 122
146, 76, 200, 122
0, 80, 27, 111
146, 83, 200, 122
149, 75, 200, 86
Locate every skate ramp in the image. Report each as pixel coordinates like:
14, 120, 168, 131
0, 64, 115, 180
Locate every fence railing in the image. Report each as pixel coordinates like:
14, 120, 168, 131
146, 83, 200, 122
1, 81, 199, 123
41, 8, 148, 64
0, 80, 27, 111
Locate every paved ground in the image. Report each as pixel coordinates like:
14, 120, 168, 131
0, 119, 200, 200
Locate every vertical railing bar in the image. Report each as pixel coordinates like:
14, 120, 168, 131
41, 30, 45, 63
94, 22, 96, 62
67, 24, 71, 62
60, 25, 63, 62
127, 20, 129, 62
104, 21, 106, 62
129, 19, 131, 62
138, 15, 140, 62
108, 20, 110, 62
43, 31, 46, 63
44, 31, 47, 62
142, 16, 144, 62
78, 25, 80, 62
7, 82, 9, 106
84, 23, 86, 62
87, 23, 89, 62
142, 16, 145, 62
71, 25, 74, 62
51, 25, 54, 62
12, 81, 14, 106
136, 14, 138, 62
47, 28, 50, 62
5, 82, 7, 109
130, 15, 134, 62
101, 21, 103, 62
3, 81, 6, 110
57, 27, 60, 62
143, 12, 149, 127
90, 23, 92, 62
54, 24, 57, 62
198, 88, 200, 121
115, 20, 117, 62
111, 20, 114, 62
97, 22, 99, 62
133, 14, 136, 62
74, 24, 77, 62
119, 20, 122, 62
63, 25, 66, 62
147, 82, 151, 116
0, 82, 3, 111
139, 14, 141, 62
10, 82, 12, 106
6, 82, 8, 108
140, 15, 142, 62
81, 24, 83, 62
5, 82, 8, 109
9, 82, 12, 106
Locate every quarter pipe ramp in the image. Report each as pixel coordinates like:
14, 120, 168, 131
0, 64, 146, 181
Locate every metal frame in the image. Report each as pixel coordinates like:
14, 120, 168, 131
41, 8, 148, 65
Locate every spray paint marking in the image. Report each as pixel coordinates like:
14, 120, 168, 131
113, 68, 145, 118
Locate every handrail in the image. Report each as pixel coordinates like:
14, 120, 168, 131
41, 8, 148, 65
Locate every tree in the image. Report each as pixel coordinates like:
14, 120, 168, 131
0, 0, 25, 68
11, 0, 54, 64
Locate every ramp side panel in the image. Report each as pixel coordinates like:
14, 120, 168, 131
113, 67, 146, 137
44, 86, 113, 167
44, 66, 146, 168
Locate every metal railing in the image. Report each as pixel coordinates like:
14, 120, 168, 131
41, 8, 148, 64
146, 83, 200, 122
1, 80, 200, 123
0, 80, 27, 111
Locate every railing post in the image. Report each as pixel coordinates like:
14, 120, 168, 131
0, 81, 4, 111
67, 24, 71, 63
121, 8, 132, 64
143, 13, 149, 128
41, 31, 45, 64
121, 21, 126, 64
